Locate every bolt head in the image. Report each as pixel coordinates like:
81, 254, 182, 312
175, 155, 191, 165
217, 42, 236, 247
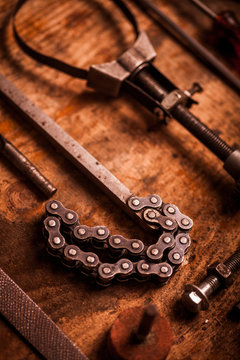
182, 291, 203, 313
182, 285, 209, 313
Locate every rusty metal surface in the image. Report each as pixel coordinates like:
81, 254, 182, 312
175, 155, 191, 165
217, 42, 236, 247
0, 1, 240, 360
108, 306, 173, 360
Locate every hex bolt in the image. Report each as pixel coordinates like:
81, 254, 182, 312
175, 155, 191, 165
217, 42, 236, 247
134, 69, 240, 191
182, 248, 240, 313
132, 304, 158, 343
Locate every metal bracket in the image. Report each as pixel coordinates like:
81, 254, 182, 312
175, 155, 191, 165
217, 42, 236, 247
87, 31, 156, 96
160, 89, 188, 112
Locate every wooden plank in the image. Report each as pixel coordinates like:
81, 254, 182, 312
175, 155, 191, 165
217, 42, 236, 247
0, 1, 239, 359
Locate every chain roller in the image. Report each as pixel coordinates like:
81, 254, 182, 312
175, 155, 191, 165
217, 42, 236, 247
43, 198, 192, 286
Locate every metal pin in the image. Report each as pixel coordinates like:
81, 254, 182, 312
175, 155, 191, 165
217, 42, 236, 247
131, 241, 140, 249
151, 248, 159, 256
141, 263, 150, 270
0, 134, 56, 197
68, 248, 77, 256
163, 236, 171, 244
52, 236, 61, 245
86, 256, 95, 263
113, 237, 121, 245
78, 228, 86, 235
132, 304, 158, 343
48, 219, 56, 227
66, 212, 74, 220
132, 198, 140, 206
165, 219, 173, 226
97, 228, 105, 236
167, 206, 175, 214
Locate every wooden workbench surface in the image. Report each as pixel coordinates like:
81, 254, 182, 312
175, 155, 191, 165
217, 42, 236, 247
0, 1, 239, 359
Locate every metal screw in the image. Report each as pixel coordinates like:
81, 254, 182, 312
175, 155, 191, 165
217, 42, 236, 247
132, 304, 158, 343
187, 82, 203, 96
182, 248, 240, 313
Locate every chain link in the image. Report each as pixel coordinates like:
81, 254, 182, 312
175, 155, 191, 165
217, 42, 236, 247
43, 198, 192, 286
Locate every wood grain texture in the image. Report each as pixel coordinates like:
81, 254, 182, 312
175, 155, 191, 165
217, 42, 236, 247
0, 1, 239, 359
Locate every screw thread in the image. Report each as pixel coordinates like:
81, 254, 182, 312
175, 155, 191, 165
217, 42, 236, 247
134, 70, 233, 162
206, 274, 220, 291
224, 249, 240, 273
199, 274, 220, 296
173, 105, 233, 161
